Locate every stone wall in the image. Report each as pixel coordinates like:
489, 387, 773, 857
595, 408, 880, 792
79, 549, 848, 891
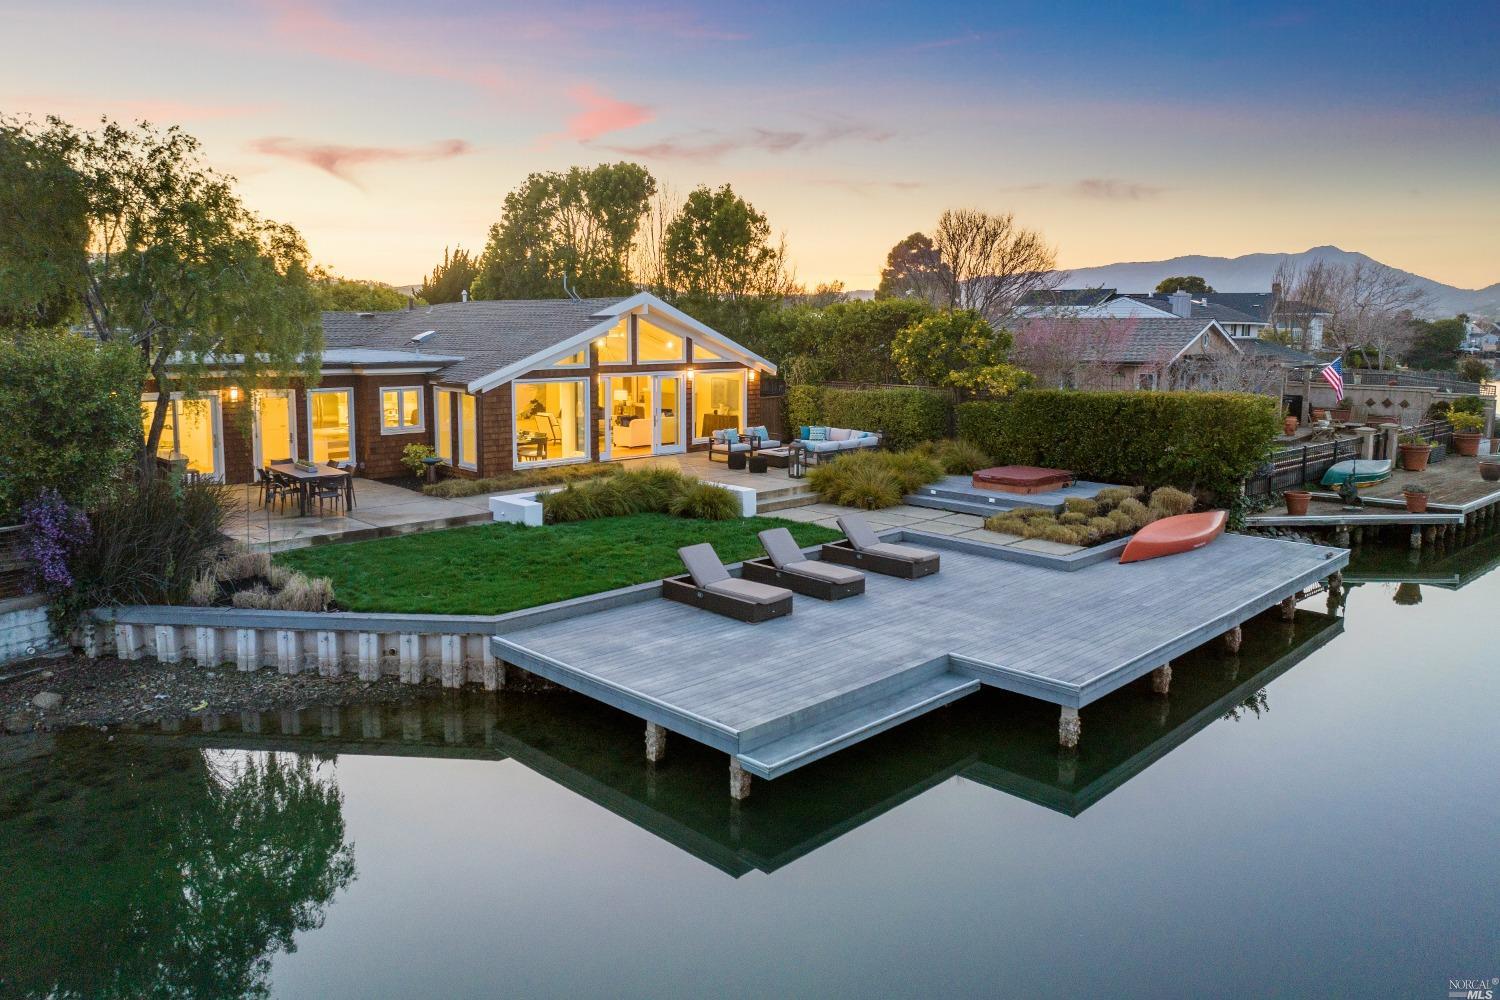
1, 596, 54, 666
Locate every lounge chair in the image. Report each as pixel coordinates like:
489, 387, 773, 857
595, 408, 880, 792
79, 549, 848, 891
661, 543, 794, 623
742, 527, 866, 600
821, 514, 940, 579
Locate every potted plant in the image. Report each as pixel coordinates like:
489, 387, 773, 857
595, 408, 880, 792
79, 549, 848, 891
1283, 413, 1299, 436
1402, 483, 1428, 513
1331, 400, 1353, 422
1283, 489, 1311, 516
1448, 410, 1484, 456
1312, 408, 1329, 423
1398, 432, 1433, 472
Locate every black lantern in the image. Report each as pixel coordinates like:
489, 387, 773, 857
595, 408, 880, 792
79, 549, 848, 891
788, 441, 806, 479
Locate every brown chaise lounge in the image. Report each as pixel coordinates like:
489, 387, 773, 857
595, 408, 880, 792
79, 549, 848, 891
661, 543, 794, 623
821, 514, 940, 579
742, 527, 866, 600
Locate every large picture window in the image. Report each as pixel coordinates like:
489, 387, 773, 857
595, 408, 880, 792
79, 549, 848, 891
458, 393, 478, 469
380, 387, 424, 433
141, 395, 221, 478
433, 388, 455, 462
597, 318, 630, 364
693, 371, 744, 440
515, 379, 587, 465
308, 388, 354, 465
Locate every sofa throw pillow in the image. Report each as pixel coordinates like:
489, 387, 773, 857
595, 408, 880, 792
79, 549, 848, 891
808, 426, 828, 441
723, 428, 740, 444
799, 425, 811, 440
747, 425, 768, 441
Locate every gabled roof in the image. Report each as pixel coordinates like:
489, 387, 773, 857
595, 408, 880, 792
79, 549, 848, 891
1122, 295, 1265, 326
1018, 316, 1238, 364
1237, 339, 1321, 365
1200, 292, 1277, 323
319, 292, 774, 392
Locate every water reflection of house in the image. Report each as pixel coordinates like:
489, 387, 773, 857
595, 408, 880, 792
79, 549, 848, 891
126, 611, 1341, 877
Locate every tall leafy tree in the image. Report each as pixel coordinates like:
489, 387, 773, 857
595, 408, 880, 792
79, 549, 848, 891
310, 268, 415, 311
417, 245, 479, 303
891, 309, 1031, 395
5, 117, 322, 476
1154, 275, 1214, 295
1406, 317, 1466, 371
875, 232, 949, 305
473, 162, 655, 299
663, 183, 795, 301
0, 116, 88, 328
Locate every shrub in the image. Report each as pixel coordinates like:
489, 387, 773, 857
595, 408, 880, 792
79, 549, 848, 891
819, 387, 952, 450
667, 480, 740, 520
1117, 497, 1153, 528
931, 438, 991, 475
423, 462, 618, 498
827, 463, 903, 509
1448, 410, 1483, 433
541, 483, 605, 523
808, 449, 942, 509
0, 332, 144, 521
231, 584, 273, 610
1088, 515, 1117, 537
1148, 486, 1195, 517
956, 390, 1280, 502
215, 549, 272, 582
785, 384, 825, 432
983, 514, 1029, 536
187, 571, 218, 606
1063, 498, 1098, 517
1023, 521, 1087, 545
1094, 486, 1142, 506
401, 443, 437, 477
1450, 394, 1486, 416
876, 450, 945, 493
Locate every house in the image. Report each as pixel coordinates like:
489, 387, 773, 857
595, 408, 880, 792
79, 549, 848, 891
140, 292, 776, 484
1015, 313, 1251, 390
1022, 286, 1331, 348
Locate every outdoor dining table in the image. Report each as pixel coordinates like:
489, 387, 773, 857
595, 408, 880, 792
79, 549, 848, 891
268, 462, 354, 517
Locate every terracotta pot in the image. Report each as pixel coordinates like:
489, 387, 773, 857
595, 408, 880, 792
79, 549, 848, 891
1283, 415, 1299, 435
1331, 407, 1353, 423
1312, 409, 1328, 422
1399, 444, 1432, 472
1453, 431, 1482, 457
1284, 490, 1311, 516
1403, 491, 1428, 513
1481, 462, 1500, 482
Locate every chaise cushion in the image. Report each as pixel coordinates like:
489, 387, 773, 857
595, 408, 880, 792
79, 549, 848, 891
758, 527, 807, 568
837, 513, 884, 550
706, 578, 792, 605
679, 543, 731, 587
862, 542, 939, 562
784, 559, 864, 585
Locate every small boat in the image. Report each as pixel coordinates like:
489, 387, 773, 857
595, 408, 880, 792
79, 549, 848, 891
1319, 458, 1393, 489
1119, 510, 1227, 564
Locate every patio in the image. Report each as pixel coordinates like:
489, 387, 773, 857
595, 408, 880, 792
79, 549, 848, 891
223, 477, 492, 552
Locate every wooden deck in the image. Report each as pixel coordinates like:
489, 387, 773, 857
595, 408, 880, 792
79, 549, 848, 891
492, 528, 1347, 782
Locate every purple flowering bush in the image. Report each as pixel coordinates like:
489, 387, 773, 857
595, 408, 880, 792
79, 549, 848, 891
20, 489, 91, 596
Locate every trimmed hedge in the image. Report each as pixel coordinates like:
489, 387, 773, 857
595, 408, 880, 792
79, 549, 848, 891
956, 390, 1280, 501
789, 386, 952, 450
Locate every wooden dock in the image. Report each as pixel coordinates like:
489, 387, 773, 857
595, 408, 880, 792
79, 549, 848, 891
492, 528, 1347, 797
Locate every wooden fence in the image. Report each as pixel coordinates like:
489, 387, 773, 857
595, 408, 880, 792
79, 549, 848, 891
1245, 419, 1454, 497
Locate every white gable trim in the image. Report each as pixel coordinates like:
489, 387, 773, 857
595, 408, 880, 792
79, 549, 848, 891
1166, 321, 1241, 365
465, 292, 776, 394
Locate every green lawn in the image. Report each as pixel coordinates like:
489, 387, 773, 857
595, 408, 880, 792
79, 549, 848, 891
274, 513, 843, 616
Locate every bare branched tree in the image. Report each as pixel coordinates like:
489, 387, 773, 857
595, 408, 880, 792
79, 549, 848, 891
1271, 257, 1427, 364
931, 209, 1061, 323
629, 184, 678, 295
1011, 315, 1137, 388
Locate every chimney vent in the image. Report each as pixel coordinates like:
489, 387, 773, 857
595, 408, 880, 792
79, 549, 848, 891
1168, 290, 1192, 318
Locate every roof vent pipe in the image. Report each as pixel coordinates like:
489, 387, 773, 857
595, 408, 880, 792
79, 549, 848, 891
461, 288, 469, 302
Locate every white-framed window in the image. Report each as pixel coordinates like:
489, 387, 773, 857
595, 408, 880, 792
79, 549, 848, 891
596, 317, 631, 364
380, 386, 425, 434
513, 377, 590, 467
637, 317, 686, 362
433, 387, 456, 462
140, 392, 224, 480
458, 392, 478, 470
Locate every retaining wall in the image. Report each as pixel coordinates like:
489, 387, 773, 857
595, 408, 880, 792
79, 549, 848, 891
1, 596, 54, 665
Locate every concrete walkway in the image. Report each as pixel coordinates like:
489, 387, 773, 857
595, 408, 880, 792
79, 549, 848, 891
223, 478, 492, 552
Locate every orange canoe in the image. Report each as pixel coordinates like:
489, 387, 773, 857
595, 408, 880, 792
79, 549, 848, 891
1119, 510, 1227, 564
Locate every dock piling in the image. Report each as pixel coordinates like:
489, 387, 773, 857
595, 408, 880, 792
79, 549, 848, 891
1278, 595, 1298, 621
1059, 706, 1081, 748
645, 721, 667, 763
1223, 626, 1242, 653
729, 758, 752, 800
1151, 663, 1172, 694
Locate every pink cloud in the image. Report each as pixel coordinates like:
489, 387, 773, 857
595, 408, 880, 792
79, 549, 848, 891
560, 84, 653, 142
249, 136, 474, 185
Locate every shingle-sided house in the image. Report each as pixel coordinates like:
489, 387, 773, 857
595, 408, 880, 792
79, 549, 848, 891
141, 292, 776, 484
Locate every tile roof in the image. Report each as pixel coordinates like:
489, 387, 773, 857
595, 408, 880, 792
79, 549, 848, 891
320, 298, 624, 386
1021, 317, 1233, 364
1018, 288, 1117, 308
1236, 338, 1321, 365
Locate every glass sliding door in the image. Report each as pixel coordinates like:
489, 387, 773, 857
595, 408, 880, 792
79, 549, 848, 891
253, 389, 296, 467
141, 395, 222, 479
654, 374, 684, 453
307, 388, 354, 466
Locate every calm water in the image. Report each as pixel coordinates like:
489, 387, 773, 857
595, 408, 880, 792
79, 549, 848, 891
4, 536, 1500, 999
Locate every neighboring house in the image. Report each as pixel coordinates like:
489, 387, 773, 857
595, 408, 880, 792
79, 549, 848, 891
1462, 319, 1500, 355
1022, 285, 1328, 347
1015, 314, 1252, 391
141, 292, 776, 484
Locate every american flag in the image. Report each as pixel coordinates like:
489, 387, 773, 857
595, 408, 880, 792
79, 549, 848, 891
1320, 358, 1345, 399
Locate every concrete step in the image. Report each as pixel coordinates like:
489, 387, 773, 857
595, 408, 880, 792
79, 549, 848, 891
904, 492, 1023, 518
757, 491, 818, 513
735, 672, 980, 779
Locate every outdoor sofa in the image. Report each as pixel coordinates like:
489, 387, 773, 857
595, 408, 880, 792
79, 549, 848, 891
662, 543, 794, 622
795, 425, 882, 464
821, 513, 941, 579
741, 527, 866, 600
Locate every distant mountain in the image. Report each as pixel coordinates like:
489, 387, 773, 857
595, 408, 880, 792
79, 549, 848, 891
1056, 246, 1499, 319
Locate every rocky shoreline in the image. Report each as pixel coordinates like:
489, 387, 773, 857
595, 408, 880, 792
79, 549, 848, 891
1, 654, 417, 734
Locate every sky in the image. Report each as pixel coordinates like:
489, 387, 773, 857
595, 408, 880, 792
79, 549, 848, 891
5, 0, 1498, 290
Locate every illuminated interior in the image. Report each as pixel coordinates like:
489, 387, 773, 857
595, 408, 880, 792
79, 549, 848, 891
459, 392, 477, 468
693, 341, 727, 361
515, 379, 587, 464
309, 389, 352, 465
380, 387, 423, 432
434, 389, 455, 462
637, 318, 685, 362
693, 371, 744, 439
554, 349, 586, 366
254, 390, 295, 466
141, 396, 218, 476
607, 375, 653, 456
598, 318, 630, 364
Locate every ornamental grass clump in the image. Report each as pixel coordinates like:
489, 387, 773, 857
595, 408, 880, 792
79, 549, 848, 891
809, 449, 944, 510
668, 479, 741, 520
980, 480, 1197, 548
931, 438, 991, 475
541, 468, 737, 523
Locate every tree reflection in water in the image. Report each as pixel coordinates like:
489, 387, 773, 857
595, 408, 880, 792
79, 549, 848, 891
0, 732, 355, 999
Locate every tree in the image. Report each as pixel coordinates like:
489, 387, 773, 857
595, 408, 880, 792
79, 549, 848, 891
6, 117, 322, 477
1406, 317, 1466, 371
1010, 315, 1137, 389
753, 298, 934, 384
0, 332, 143, 519
1273, 257, 1426, 363
0, 117, 88, 328
1459, 357, 1490, 383
930, 209, 1060, 323
416, 246, 479, 304
1155, 275, 1213, 295
891, 309, 1031, 395
310, 267, 416, 311
875, 232, 949, 305
663, 183, 796, 301
473, 162, 655, 299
